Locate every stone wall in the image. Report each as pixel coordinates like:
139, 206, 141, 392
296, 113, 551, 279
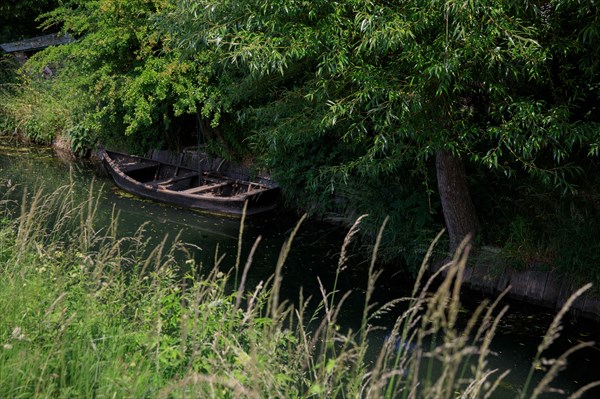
458, 248, 600, 321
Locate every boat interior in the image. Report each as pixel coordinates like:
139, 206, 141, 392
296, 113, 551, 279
114, 155, 263, 197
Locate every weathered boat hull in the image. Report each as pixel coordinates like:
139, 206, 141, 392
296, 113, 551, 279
99, 148, 280, 217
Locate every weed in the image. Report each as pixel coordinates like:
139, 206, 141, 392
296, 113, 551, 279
0, 183, 597, 398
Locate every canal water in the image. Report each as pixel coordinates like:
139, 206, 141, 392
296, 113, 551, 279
0, 138, 598, 398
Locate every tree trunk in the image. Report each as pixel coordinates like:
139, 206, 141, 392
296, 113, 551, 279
436, 149, 479, 254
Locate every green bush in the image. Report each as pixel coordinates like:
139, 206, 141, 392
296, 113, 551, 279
0, 79, 73, 144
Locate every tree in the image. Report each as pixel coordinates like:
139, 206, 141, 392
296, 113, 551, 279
300, 0, 598, 254
21, 0, 598, 265
19, 0, 221, 153
165, 0, 600, 255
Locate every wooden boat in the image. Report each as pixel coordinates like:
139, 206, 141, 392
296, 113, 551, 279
99, 148, 280, 217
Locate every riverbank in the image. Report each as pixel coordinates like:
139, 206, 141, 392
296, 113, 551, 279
455, 247, 600, 321
1, 178, 598, 398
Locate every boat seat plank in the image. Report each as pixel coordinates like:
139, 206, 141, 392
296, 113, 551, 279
182, 181, 231, 195
153, 173, 198, 186
119, 161, 158, 173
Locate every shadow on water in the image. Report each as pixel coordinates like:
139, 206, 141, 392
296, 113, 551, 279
1, 139, 599, 398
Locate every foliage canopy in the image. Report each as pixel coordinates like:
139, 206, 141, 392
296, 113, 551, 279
2, 0, 599, 273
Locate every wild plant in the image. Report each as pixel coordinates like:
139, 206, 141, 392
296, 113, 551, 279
0, 183, 597, 398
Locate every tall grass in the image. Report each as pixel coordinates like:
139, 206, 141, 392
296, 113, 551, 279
0, 183, 598, 398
